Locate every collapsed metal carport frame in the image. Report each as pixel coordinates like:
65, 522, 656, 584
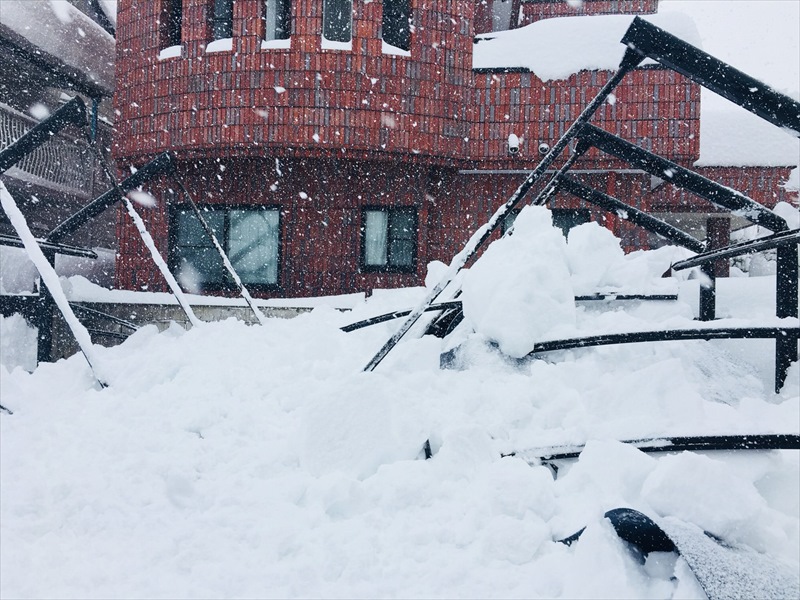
362, 17, 799, 392
0, 97, 265, 376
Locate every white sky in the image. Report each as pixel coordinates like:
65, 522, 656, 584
660, 0, 800, 98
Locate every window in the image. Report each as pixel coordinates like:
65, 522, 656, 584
171, 206, 280, 289
492, 0, 513, 32
264, 0, 291, 41
160, 0, 182, 47
382, 0, 411, 51
211, 0, 234, 40
323, 0, 352, 43
362, 208, 417, 271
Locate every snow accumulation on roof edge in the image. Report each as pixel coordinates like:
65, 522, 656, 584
472, 13, 702, 80
0, 0, 115, 93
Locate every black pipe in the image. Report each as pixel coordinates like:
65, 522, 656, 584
622, 17, 800, 135
46, 152, 175, 243
672, 229, 800, 270
557, 177, 705, 253
578, 125, 789, 233
0, 98, 86, 173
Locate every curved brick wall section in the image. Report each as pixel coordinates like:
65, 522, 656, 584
114, 1, 696, 168
114, 0, 475, 164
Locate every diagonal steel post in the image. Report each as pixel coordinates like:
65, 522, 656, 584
362, 50, 645, 371
171, 175, 267, 325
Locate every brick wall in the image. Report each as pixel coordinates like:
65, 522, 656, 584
114, 0, 476, 165
112, 1, 790, 298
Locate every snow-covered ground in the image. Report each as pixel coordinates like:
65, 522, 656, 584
2, 210, 798, 599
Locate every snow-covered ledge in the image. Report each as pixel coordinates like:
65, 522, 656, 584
206, 38, 233, 53
382, 41, 410, 57
261, 38, 291, 50
321, 37, 352, 51
158, 45, 182, 60
472, 13, 700, 80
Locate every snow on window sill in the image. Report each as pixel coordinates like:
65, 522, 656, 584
206, 38, 233, 53
382, 41, 410, 57
261, 38, 291, 50
321, 37, 352, 51
158, 45, 182, 60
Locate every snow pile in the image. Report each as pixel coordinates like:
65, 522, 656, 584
2, 223, 799, 597
695, 105, 800, 167
0, 314, 37, 373
566, 221, 688, 295
461, 206, 575, 358
472, 13, 701, 79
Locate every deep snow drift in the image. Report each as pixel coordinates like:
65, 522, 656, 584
1, 214, 799, 599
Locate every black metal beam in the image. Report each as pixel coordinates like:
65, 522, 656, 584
512, 433, 800, 462
622, 17, 800, 135
341, 301, 464, 333
672, 229, 800, 270
526, 326, 796, 355
578, 125, 789, 233
557, 176, 705, 253
86, 0, 116, 37
0, 30, 110, 100
362, 52, 646, 371
46, 151, 175, 243
0, 97, 87, 173
0, 234, 97, 259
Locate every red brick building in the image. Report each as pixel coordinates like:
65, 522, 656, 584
112, 0, 796, 298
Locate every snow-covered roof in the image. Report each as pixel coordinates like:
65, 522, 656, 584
695, 104, 800, 167
472, 13, 701, 80
0, 0, 115, 93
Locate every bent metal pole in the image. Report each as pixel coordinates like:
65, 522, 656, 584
86, 141, 202, 328
362, 50, 645, 372
0, 182, 108, 387
172, 176, 267, 325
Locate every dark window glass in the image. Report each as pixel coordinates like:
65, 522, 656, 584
264, 0, 291, 40
363, 208, 417, 271
323, 0, 352, 43
552, 208, 591, 236
502, 208, 590, 236
211, 0, 234, 40
172, 207, 280, 289
161, 0, 182, 47
382, 0, 411, 50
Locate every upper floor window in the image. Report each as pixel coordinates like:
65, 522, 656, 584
362, 208, 417, 272
171, 206, 281, 290
382, 0, 411, 51
211, 0, 234, 40
264, 0, 291, 41
323, 0, 352, 43
160, 0, 182, 48
492, 0, 512, 32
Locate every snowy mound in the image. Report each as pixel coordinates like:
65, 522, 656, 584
473, 13, 701, 80
461, 206, 575, 358
2, 275, 798, 597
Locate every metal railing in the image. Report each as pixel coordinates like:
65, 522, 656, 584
0, 102, 99, 199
